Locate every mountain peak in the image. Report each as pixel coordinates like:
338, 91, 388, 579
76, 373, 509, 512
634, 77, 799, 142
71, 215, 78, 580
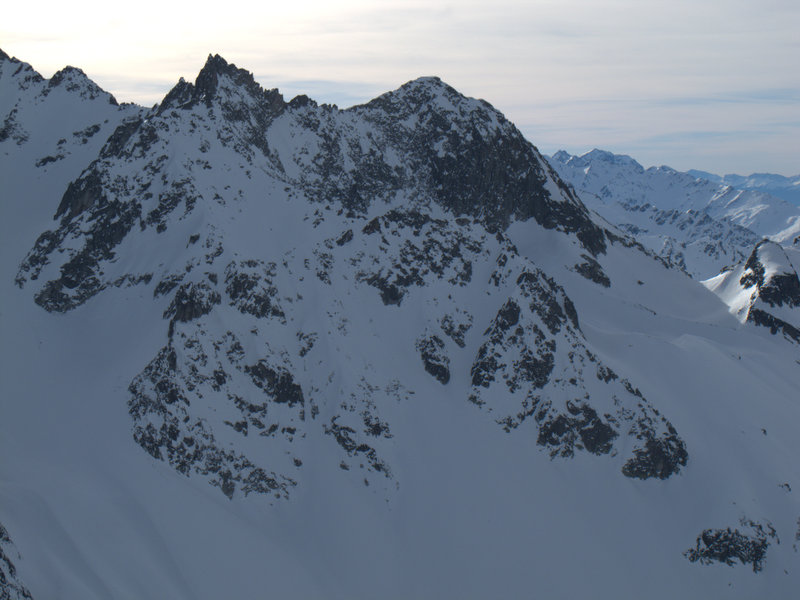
744, 239, 796, 282
194, 53, 263, 102
551, 150, 572, 163
361, 75, 474, 117
0, 51, 42, 87
551, 149, 644, 174
50, 65, 91, 85
157, 53, 284, 118
582, 148, 643, 170
197, 53, 240, 81
45, 65, 117, 104
722, 239, 800, 340
400, 75, 448, 91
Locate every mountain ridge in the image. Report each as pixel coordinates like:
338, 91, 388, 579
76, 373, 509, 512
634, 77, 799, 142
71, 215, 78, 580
704, 239, 800, 344
687, 169, 800, 206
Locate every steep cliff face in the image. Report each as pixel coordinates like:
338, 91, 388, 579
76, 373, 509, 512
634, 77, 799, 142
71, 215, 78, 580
2, 51, 799, 600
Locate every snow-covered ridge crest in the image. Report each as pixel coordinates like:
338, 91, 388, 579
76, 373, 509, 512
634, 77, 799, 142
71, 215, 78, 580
0, 50, 44, 100
164, 54, 601, 239
159, 53, 284, 114
0, 48, 143, 291
0, 49, 119, 107
14, 53, 613, 313
704, 239, 800, 342
46, 65, 117, 104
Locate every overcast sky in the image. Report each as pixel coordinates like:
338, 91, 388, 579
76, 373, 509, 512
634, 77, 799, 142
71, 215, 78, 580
3, 0, 798, 175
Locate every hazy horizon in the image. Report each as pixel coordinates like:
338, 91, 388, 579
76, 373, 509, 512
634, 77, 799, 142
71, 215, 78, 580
4, 0, 798, 176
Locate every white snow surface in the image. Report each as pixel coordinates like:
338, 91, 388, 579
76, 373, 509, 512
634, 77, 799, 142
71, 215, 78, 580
1, 53, 799, 600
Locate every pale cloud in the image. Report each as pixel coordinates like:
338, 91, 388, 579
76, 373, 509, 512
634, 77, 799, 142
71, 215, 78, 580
2, 0, 798, 174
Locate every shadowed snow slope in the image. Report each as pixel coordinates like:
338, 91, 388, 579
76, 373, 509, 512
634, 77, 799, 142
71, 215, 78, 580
1, 51, 799, 599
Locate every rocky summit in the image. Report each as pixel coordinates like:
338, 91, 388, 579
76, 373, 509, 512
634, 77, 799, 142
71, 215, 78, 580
1, 51, 799, 599
704, 239, 800, 344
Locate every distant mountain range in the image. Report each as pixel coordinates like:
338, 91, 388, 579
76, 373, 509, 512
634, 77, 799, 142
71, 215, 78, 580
549, 148, 800, 356
687, 170, 800, 206
549, 149, 800, 279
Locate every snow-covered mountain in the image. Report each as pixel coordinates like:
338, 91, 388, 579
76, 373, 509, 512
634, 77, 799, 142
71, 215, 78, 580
549, 149, 800, 278
705, 240, 800, 344
689, 169, 800, 207
2, 51, 799, 599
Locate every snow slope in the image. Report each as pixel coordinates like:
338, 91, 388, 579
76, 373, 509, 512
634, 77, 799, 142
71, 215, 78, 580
1, 52, 799, 599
